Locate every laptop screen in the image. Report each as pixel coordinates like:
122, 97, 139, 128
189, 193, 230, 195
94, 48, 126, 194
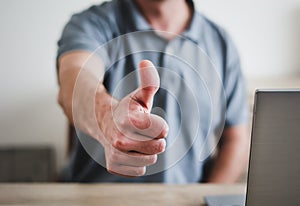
246, 90, 300, 205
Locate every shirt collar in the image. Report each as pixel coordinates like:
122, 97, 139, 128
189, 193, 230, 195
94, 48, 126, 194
126, 0, 202, 44
182, 2, 203, 44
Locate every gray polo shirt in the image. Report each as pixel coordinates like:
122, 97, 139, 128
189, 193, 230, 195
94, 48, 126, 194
57, 0, 249, 183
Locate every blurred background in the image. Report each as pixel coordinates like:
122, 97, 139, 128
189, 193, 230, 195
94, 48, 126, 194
0, 0, 299, 182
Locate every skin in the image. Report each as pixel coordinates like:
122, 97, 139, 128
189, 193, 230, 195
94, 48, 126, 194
59, 53, 168, 177
58, 0, 250, 182
206, 126, 250, 183
135, 0, 193, 39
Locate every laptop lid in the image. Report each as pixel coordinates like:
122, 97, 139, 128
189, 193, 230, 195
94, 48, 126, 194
246, 90, 300, 205
205, 194, 245, 206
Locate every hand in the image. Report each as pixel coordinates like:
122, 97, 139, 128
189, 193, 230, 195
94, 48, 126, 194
98, 60, 169, 177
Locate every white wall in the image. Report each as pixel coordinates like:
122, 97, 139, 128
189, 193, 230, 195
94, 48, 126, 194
0, 0, 299, 173
197, 0, 300, 78
0, 0, 102, 172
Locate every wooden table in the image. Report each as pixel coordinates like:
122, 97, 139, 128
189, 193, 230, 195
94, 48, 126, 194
0, 184, 246, 206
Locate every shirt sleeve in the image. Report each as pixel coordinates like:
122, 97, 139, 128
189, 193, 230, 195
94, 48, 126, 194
223, 35, 250, 127
57, 8, 110, 63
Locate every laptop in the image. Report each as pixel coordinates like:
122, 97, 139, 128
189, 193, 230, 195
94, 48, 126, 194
205, 90, 300, 206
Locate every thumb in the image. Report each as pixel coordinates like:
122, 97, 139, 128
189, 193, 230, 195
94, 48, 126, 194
133, 60, 160, 110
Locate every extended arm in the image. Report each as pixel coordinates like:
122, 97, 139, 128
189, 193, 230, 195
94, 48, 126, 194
57, 51, 168, 177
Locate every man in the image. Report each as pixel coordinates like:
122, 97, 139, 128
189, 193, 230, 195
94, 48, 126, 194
57, 0, 250, 183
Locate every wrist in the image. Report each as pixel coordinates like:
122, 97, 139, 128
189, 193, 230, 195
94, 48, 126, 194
95, 87, 118, 135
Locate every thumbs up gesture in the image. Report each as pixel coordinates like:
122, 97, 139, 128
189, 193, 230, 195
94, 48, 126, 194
98, 60, 169, 177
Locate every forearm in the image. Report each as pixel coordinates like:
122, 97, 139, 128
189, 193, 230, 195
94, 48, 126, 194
58, 51, 116, 139
57, 64, 80, 123
57, 57, 170, 177
206, 125, 250, 183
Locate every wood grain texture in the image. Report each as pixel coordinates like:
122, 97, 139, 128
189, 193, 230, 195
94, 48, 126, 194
0, 184, 246, 206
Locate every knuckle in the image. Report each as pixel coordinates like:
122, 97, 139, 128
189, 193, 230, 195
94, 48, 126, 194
143, 86, 158, 94
134, 167, 146, 176
157, 139, 166, 153
130, 113, 151, 130
156, 120, 169, 139
112, 138, 126, 150
161, 122, 169, 137
149, 155, 158, 165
